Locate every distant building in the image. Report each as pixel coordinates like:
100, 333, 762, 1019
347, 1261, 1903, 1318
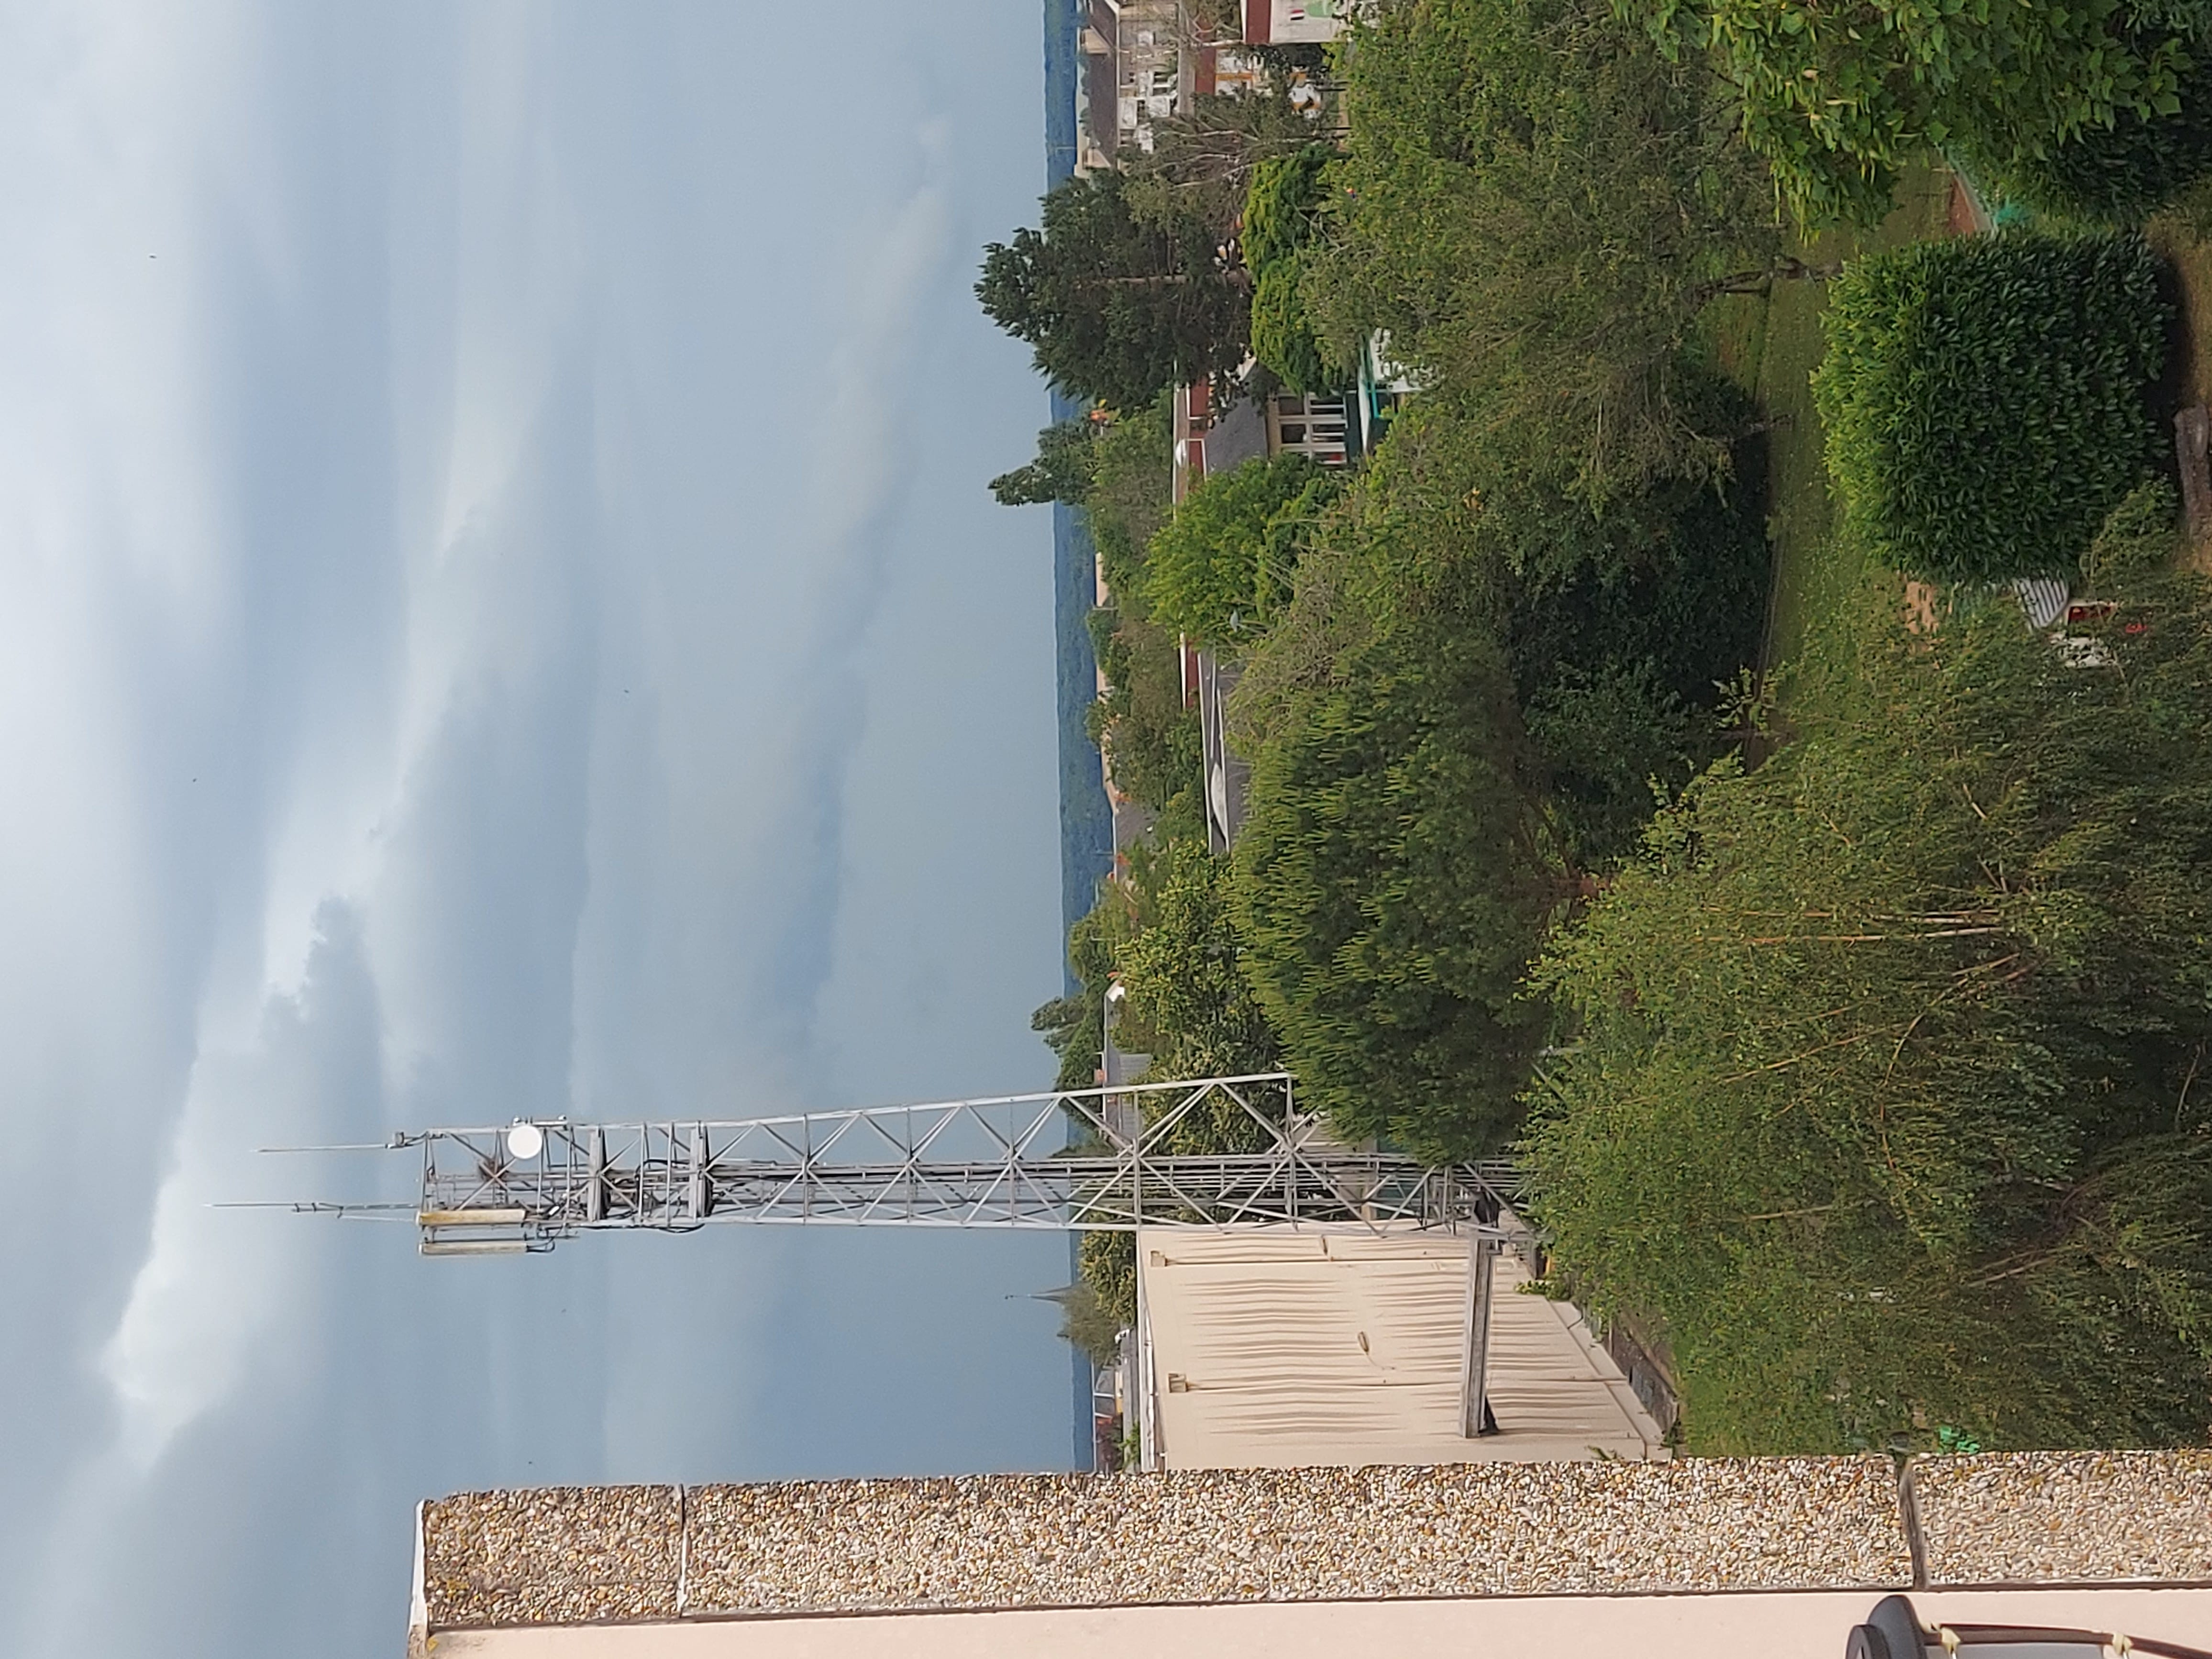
1076, 0, 1185, 170
1242, 0, 1351, 43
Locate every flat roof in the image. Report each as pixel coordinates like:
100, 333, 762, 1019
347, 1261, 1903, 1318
411, 1451, 2212, 1654
1138, 1226, 1664, 1467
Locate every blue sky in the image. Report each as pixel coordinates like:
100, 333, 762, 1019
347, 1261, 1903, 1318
0, 4, 1079, 1653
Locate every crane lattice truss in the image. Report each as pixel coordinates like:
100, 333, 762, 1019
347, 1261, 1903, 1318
401, 1073, 1523, 1256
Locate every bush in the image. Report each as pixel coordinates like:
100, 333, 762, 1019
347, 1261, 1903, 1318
1814, 231, 2168, 583
1241, 145, 1332, 271
1242, 147, 1338, 393
1232, 523, 1560, 1160
1250, 258, 1331, 393
1971, 48, 2212, 225
1144, 453, 1339, 645
1526, 571, 2212, 1451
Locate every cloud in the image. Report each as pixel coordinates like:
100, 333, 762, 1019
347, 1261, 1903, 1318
0, 6, 1080, 1655
103, 904, 387, 1466
722, 161, 959, 1075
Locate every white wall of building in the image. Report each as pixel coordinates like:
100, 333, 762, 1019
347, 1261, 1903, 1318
427, 1586, 2212, 1659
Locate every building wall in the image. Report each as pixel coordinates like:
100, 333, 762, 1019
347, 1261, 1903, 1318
427, 1587, 2212, 1659
1242, 0, 1350, 43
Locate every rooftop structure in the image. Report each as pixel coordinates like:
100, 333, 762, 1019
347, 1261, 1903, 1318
408, 1451, 2212, 1656
1137, 1225, 1665, 1468
317, 1074, 1518, 1257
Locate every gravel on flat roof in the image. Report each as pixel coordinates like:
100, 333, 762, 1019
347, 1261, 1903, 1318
1913, 1451, 2212, 1586
421, 1485, 683, 1627
420, 1459, 1911, 1628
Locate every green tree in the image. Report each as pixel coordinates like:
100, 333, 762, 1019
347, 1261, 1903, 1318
1231, 484, 1564, 1159
1080, 1232, 1139, 1329
1144, 453, 1340, 645
1087, 605, 1202, 813
1304, 0, 1792, 504
1242, 146, 1338, 392
991, 418, 1102, 506
978, 171, 1250, 410
1115, 839, 1283, 1097
1981, 49, 2212, 223
1044, 1282, 1126, 1364
1241, 144, 1333, 271
1526, 556, 2212, 1453
1250, 261, 1332, 393
1032, 892, 1134, 1092
1120, 88, 1330, 241
1623, 0, 2212, 225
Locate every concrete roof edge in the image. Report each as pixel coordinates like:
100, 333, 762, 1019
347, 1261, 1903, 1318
407, 1500, 430, 1659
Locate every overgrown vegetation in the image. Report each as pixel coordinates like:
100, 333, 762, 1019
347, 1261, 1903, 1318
981, 0, 2212, 1456
1813, 231, 2168, 583
1528, 522, 2212, 1453
1624, 0, 2212, 226
1305, 0, 1791, 505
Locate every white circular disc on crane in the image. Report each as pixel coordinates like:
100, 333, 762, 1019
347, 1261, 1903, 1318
506, 1121, 545, 1161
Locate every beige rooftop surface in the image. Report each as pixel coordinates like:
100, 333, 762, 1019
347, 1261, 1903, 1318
1138, 1226, 1662, 1466
426, 1587, 2212, 1659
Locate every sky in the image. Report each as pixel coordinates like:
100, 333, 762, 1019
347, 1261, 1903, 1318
0, 3, 1080, 1654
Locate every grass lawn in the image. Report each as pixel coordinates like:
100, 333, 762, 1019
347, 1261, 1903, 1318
1697, 167, 1956, 695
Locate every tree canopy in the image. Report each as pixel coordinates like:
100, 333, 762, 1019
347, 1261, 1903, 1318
1620, 0, 2212, 225
1526, 548, 2212, 1453
1230, 440, 1566, 1160
1119, 87, 1329, 240
1303, 0, 1785, 504
1144, 453, 1340, 646
977, 171, 1250, 410
990, 418, 1102, 507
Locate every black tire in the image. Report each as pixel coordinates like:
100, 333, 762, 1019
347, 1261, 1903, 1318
1849, 1595, 1926, 1659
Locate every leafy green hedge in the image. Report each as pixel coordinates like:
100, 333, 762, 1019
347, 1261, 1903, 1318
1813, 231, 2168, 584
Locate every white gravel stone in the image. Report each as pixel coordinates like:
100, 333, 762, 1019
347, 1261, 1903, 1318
1915, 1450, 2212, 1586
425, 1459, 1910, 1626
